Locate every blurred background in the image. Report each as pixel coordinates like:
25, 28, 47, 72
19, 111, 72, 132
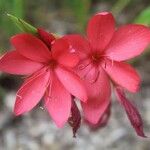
0, 0, 150, 149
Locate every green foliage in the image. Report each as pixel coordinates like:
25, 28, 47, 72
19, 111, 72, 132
0, 0, 24, 35
111, 0, 131, 16
64, 0, 91, 32
134, 7, 150, 25
7, 14, 37, 35
13, 0, 24, 18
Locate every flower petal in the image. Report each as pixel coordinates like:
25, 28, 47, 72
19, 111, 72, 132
115, 87, 146, 138
11, 34, 51, 62
85, 103, 111, 130
38, 28, 55, 49
87, 12, 115, 52
81, 68, 111, 124
55, 66, 87, 102
45, 74, 71, 128
57, 53, 79, 68
105, 24, 150, 61
63, 35, 91, 59
0, 51, 43, 75
52, 38, 79, 67
76, 60, 100, 83
51, 38, 70, 58
103, 60, 140, 93
14, 68, 50, 115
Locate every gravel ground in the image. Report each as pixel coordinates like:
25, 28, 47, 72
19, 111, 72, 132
0, 63, 150, 150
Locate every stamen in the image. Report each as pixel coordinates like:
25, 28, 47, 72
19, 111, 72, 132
83, 65, 100, 83
16, 94, 22, 99
101, 55, 114, 69
18, 67, 48, 94
78, 63, 90, 70
82, 64, 93, 79
44, 74, 53, 106
90, 70, 100, 83
103, 57, 107, 69
78, 59, 91, 70
48, 59, 57, 69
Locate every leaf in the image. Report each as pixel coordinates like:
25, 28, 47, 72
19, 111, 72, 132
134, 7, 150, 25
7, 13, 37, 35
0, 0, 25, 35
13, 0, 24, 19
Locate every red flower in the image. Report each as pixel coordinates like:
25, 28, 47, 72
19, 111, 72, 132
64, 12, 150, 136
0, 29, 87, 127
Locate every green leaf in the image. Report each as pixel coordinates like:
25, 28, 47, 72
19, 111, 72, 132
64, 0, 91, 32
7, 13, 37, 35
13, 0, 24, 18
134, 7, 150, 25
111, 0, 131, 16
0, 0, 25, 35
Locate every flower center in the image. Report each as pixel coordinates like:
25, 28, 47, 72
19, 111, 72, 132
90, 52, 103, 65
48, 59, 57, 69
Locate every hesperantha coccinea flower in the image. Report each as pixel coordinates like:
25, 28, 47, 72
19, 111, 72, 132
64, 11, 150, 137
0, 28, 87, 128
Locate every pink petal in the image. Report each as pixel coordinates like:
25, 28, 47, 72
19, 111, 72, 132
85, 103, 111, 130
83, 65, 99, 83
51, 38, 70, 58
52, 38, 79, 67
105, 24, 150, 61
76, 59, 100, 83
14, 68, 50, 115
76, 58, 92, 77
11, 34, 51, 62
87, 12, 115, 52
81, 68, 111, 124
0, 51, 43, 75
63, 35, 91, 59
115, 86, 146, 137
45, 74, 71, 128
68, 99, 81, 137
55, 66, 87, 102
103, 60, 140, 93
57, 53, 79, 68
38, 28, 55, 49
